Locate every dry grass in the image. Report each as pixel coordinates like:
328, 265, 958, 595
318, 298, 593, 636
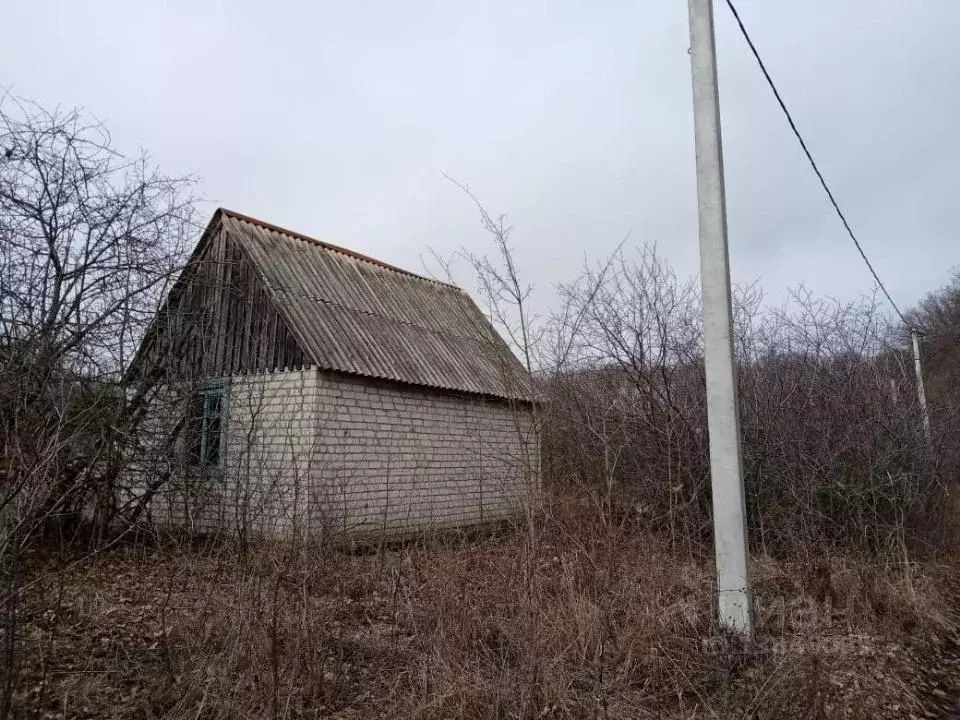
9, 497, 960, 719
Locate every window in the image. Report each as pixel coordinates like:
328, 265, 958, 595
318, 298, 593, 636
188, 380, 228, 471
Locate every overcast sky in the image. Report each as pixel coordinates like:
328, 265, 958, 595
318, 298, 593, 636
3, 1, 957, 321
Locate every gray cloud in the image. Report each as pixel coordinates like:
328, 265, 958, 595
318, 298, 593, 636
3, 0, 956, 321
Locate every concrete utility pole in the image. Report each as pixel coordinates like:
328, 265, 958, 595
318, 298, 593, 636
687, 0, 753, 635
912, 330, 931, 439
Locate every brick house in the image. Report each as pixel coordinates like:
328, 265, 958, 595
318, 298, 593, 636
127, 209, 538, 539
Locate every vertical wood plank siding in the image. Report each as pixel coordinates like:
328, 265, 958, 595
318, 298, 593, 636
133, 226, 306, 379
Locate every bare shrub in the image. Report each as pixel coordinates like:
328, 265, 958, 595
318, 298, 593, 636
737, 288, 944, 555
539, 246, 952, 558
907, 270, 960, 485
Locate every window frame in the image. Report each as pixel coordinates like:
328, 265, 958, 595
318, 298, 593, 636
187, 379, 229, 473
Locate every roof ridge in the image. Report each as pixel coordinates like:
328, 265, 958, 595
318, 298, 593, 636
217, 207, 462, 290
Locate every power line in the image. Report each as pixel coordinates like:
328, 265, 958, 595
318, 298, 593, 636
722, 0, 911, 329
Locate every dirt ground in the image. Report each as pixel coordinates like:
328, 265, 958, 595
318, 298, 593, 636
7, 514, 960, 719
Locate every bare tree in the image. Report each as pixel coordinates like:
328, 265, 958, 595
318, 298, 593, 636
0, 95, 196, 713
443, 175, 541, 375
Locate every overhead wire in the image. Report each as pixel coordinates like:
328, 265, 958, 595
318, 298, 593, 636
722, 0, 913, 329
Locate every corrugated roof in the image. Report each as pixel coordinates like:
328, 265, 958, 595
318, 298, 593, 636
217, 209, 532, 401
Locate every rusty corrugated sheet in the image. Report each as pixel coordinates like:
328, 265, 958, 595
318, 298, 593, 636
219, 210, 532, 401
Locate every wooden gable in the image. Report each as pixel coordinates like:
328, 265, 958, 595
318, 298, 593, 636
130, 220, 306, 381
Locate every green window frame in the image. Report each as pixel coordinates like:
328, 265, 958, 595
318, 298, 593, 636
188, 380, 228, 471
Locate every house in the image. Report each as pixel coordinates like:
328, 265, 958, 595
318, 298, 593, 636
127, 209, 538, 539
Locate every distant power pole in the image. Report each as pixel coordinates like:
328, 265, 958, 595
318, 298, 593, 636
687, 0, 753, 635
912, 330, 931, 439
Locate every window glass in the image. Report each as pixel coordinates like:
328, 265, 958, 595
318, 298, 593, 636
188, 381, 227, 470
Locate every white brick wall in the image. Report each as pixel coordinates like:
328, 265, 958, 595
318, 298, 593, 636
143, 369, 318, 537
220, 368, 319, 535
311, 372, 539, 537
139, 369, 538, 539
